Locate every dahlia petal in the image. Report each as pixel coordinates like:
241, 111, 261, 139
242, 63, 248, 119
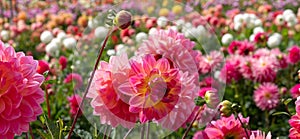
156, 58, 170, 72
0, 118, 9, 134
129, 94, 145, 107
20, 100, 34, 118
118, 82, 135, 96
1, 97, 12, 118
0, 99, 5, 113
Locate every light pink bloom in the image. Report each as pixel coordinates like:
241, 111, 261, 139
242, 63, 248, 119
251, 57, 277, 83
198, 51, 223, 74
67, 94, 82, 117
0, 41, 44, 138
247, 130, 272, 139
253, 83, 279, 110
137, 29, 199, 77
88, 54, 139, 128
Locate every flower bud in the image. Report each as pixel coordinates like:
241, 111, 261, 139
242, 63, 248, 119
204, 90, 219, 108
219, 100, 233, 117
114, 10, 132, 30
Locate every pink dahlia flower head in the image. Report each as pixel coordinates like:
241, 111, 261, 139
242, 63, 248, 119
220, 55, 243, 83
194, 114, 249, 139
0, 41, 45, 138
288, 46, 300, 64
289, 97, 300, 139
253, 82, 279, 111
228, 40, 255, 55
137, 29, 200, 78
246, 130, 272, 139
118, 54, 198, 130
290, 84, 300, 99
87, 54, 139, 129
67, 94, 83, 117
198, 50, 224, 74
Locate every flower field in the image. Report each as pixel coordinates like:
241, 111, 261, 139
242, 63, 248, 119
1, 0, 300, 138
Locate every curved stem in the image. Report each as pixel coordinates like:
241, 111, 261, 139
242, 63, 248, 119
182, 106, 203, 139
123, 128, 133, 139
43, 84, 51, 120
235, 113, 250, 139
140, 124, 145, 139
67, 27, 116, 139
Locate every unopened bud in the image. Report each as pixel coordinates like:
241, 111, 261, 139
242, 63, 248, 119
219, 100, 233, 117
114, 10, 132, 30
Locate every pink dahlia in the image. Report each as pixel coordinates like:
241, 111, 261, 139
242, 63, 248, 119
0, 41, 44, 138
67, 94, 83, 117
254, 32, 268, 44
247, 130, 272, 139
290, 84, 300, 99
198, 51, 224, 74
288, 46, 300, 64
87, 54, 139, 128
37, 60, 49, 74
137, 29, 199, 77
118, 54, 197, 130
251, 57, 277, 83
289, 97, 300, 139
59, 56, 67, 70
197, 114, 249, 139
64, 73, 83, 90
253, 83, 279, 110
228, 40, 255, 55
220, 59, 242, 83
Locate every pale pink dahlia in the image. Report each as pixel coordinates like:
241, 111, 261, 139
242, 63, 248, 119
289, 97, 300, 139
137, 29, 199, 77
0, 41, 44, 138
288, 46, 300, 64
290, 84, 300, 99
196, 114, 249, 139
247, 130, 272, 139
198, 51, 223, 74
87, 54, 139, 128
253, 83, 279, 110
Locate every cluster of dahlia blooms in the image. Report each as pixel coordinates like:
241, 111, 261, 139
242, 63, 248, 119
0, 41, 44, 138
87, 29, 217, 130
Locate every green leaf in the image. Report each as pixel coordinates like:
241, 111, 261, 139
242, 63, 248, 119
283, 98, 293, 106
272, 112, 290, 116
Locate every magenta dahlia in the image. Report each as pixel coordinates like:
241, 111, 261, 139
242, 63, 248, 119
0, 41, 45, 138
228, 40, 255, 55
288, 46, 300, 64
290, 84, 300, 99
289, 97, 300, 139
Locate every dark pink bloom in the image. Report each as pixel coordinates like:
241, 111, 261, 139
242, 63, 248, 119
289, 97, 300, 139
37, 60, 50, 74
288, 46, 300, 64
254, 32, 268, 44
59, 56, 68, 70
67, 94, 83, 117
0, 41, 45, 138
64, 73, 83, 89
290, 84, 300, 98
228, 40, 255, 55
220, 58, 242, 83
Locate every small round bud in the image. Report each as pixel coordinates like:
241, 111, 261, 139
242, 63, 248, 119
114, 10, 132, 30
219, 100, 233, 117
204, 90, 219, 108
